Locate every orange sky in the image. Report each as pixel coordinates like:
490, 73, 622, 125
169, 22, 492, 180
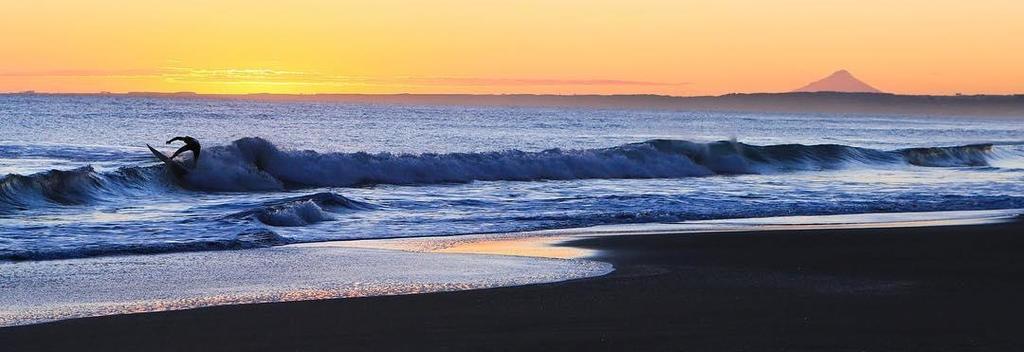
1, 0, 1022, 96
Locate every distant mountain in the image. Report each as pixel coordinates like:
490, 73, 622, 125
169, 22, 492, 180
793, 70, 883, 93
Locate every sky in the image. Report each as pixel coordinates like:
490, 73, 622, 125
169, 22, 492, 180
1, 0, 1022, 96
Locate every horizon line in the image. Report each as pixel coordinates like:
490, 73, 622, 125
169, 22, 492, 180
4, 90, 1024, 98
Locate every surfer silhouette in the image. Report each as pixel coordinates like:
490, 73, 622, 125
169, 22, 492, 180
165, 136, 201, 167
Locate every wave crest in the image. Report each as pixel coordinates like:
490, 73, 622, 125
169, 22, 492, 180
899, 144, 992, 167
227, 192, 373, 227
185, 137, 1007, 191
0, 166, 160, 213
1, 138, 1014, 208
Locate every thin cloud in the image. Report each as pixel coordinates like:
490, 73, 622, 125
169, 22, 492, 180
2, 67, 689, 87
382, 77, 688, 86
0, 69, 161, 77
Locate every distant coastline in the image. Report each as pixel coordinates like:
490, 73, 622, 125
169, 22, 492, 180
5, 91, 1024, 117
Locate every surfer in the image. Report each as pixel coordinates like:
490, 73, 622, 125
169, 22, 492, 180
165, 136, 201, 167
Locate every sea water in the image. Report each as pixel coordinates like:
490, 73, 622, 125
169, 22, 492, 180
2, 94, 1024, 261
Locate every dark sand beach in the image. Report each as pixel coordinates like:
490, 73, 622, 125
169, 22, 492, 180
3, 219, 1024, 351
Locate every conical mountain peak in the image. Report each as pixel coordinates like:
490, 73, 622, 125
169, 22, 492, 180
793, 70, 882, 93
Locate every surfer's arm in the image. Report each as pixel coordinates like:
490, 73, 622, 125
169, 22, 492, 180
166, 137, 185, 144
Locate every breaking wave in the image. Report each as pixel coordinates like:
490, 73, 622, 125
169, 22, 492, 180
177, 137, 1016, 191
227, 192, 373, 227
0, 165, 166, 213
1, 137, 1018, 210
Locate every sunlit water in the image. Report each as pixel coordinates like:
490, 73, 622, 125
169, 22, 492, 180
2, 94, 1023, 261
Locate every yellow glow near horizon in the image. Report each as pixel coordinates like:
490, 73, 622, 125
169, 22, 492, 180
1, 0, 1022, 95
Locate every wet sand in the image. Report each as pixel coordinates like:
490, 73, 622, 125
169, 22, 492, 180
3, 218, 1024, 351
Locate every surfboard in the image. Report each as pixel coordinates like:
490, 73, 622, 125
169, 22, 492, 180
147, 144, 190, 177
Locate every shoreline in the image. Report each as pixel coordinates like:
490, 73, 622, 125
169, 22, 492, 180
3, 210, 1024, 350
0, 244, 611, 328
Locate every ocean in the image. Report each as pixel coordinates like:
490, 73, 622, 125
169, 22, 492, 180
2, 94, 1024, 261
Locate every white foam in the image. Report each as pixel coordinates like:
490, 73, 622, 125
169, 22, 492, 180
0, 245, 612, 327
256, 199, 335, 226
